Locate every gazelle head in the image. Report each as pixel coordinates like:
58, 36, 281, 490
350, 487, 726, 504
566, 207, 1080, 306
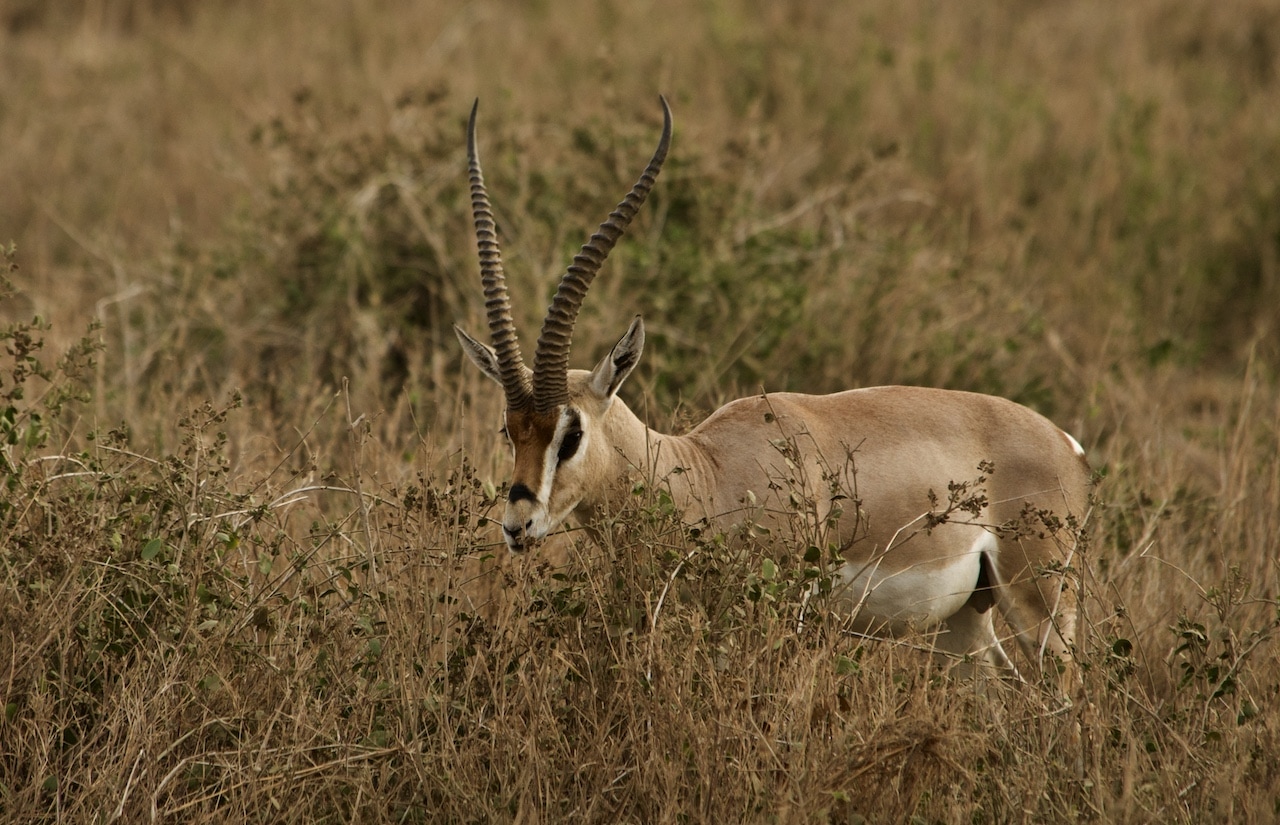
454, 98, 671, 551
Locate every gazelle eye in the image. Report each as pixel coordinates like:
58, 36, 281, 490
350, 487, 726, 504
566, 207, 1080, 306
499, 425, 510, 442
557, 429, 583, 463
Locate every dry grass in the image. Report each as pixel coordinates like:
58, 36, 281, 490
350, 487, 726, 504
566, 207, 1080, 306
2, 0, 1280, 821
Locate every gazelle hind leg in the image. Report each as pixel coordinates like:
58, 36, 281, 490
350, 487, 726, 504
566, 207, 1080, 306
992, 536, 1078, 691
934, 597, 1022, 684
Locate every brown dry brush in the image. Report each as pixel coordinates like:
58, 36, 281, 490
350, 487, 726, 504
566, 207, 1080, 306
3, 1, 1280, 822
0, 294, 1277, 822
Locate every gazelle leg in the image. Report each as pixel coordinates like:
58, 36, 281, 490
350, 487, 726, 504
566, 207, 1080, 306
935, 598, 1021, 683
993, 537, 1077, 692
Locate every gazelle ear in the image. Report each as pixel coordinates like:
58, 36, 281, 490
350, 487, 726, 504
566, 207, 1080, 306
454, 325, 504, 386
589, 315, 645, 401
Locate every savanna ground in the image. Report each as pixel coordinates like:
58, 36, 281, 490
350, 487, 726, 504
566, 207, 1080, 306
2, 1, 1279, 821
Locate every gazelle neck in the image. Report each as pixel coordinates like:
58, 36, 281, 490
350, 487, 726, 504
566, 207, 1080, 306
578, 395, 718, 526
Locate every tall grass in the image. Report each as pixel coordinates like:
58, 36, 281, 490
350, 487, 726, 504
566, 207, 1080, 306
2, 0, 1279, 821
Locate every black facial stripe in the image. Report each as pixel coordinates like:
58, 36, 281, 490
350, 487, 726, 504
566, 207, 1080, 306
556, 410, 583, 464
557, 431, 582, 463
508, 482, 536, 504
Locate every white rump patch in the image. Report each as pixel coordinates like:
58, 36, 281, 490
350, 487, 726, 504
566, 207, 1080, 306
1062, 430, 1086, 458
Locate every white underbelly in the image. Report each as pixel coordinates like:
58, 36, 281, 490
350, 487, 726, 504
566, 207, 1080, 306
834, 531, 994, 632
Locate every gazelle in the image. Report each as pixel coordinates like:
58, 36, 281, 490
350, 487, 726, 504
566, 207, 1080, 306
455, 98, 1091, 682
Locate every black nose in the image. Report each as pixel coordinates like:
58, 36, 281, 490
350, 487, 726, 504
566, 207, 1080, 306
508, 483, 536, 504
503, 516, 537, 547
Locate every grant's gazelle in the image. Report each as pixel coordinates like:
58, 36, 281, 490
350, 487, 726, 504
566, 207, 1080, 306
455, 98, 1091, 683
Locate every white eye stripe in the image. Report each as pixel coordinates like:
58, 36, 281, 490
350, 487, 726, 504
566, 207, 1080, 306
556, 411, 584, 462
537, 407, 581, 504
551, 410, 583, 460
501, 413, 515, 457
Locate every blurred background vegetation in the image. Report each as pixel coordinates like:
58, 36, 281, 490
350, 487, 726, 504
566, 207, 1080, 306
6, 0, 1277, 440
1, 0, 1278, 820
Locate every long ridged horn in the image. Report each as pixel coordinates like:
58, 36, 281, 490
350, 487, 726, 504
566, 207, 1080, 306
469, 99, 533, 411
531, 96, 672, 413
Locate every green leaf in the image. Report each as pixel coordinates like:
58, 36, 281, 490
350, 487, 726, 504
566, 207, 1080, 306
141, 538, 164, 561
835, 655, 861, 676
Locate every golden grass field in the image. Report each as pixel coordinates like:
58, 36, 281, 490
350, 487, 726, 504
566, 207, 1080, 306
2, 0, 1279, 821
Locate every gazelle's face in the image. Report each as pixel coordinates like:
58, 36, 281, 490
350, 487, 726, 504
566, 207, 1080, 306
500, 399, 591, 551
458, 98, 664, 550
457, 318, 645, 552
